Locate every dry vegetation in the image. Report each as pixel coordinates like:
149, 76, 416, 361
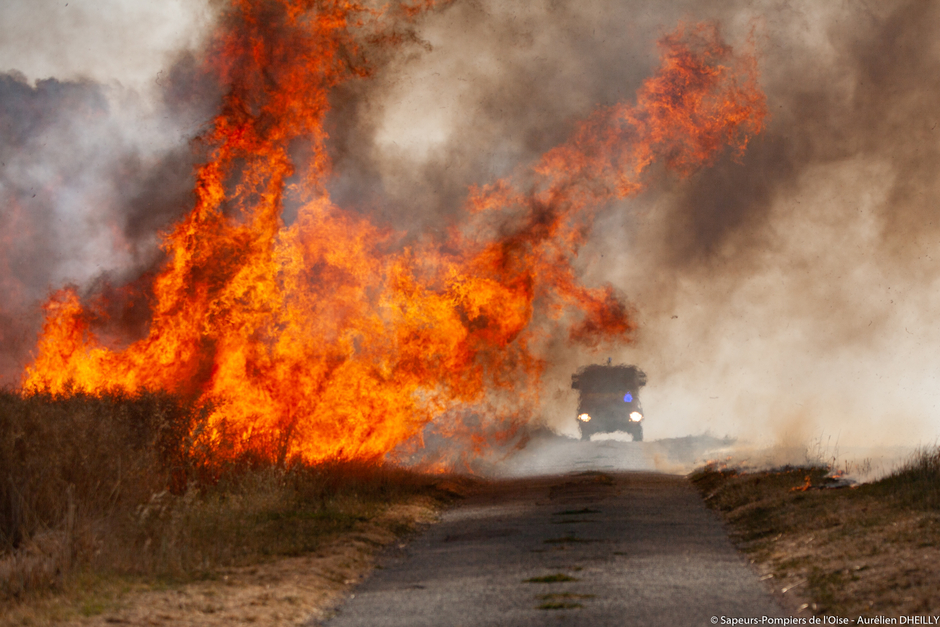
691, 449, 940, 618
0, 390, 466, 625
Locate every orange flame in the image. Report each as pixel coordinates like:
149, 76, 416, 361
22, 4, 766, 466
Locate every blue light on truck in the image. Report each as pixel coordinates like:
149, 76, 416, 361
623, 393, 633, 403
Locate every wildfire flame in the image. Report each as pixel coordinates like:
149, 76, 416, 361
22, 2, 766, 465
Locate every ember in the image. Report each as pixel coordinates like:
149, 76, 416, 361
22, 2, 765, 465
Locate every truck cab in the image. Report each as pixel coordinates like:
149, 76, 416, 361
572, 364, 646, 442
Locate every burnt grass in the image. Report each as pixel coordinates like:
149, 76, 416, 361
691, 449, 940, 617
0, 389, 462, 607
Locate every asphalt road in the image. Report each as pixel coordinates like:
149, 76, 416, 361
316, 449, 785, 627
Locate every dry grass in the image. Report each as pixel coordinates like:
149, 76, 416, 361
691, 449, 940, 617
0, 389, 195, 597
0, 389, 464, 623
1, 498, 448, 626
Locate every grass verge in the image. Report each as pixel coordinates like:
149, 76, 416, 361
0, 389, 474, 625
690, 448, 940, 617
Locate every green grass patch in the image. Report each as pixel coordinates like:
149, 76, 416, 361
538, 601, 583, 610
524, 573, 579, 583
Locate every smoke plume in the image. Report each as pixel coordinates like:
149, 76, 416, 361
318, 0, 940, 453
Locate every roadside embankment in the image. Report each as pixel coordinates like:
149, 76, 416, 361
0, 390, 475, 626
691, 449, 940, 617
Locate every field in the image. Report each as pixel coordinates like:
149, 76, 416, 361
691, 450, 940, 617
0, 390, 468, 625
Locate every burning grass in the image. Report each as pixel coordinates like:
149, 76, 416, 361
691, 449, 940, 617
21, 0, 767, 468
0, 390, 462, 620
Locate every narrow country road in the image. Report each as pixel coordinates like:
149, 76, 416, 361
314, 468, 784, 626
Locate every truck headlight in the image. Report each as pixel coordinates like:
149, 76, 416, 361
629, 411, 643, 422
578, 413, 591, 422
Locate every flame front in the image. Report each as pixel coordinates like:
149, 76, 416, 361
22, 4, 766, 465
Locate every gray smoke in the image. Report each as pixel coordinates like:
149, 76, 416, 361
604, 0, 940, 451
328, 0, 940, 452
2, 0, 938, 459
0, 0, 217, 384
0, 63, 218, 384
0, 0, 213, 90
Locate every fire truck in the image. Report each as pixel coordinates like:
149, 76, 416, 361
572, 363, 646, 442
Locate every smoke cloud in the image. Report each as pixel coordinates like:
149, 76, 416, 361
329, 0, 940, 450
3, 0, 939, 457
0, 55, 219, 384
605, 0, 940, 450
0, 0, 213, 90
